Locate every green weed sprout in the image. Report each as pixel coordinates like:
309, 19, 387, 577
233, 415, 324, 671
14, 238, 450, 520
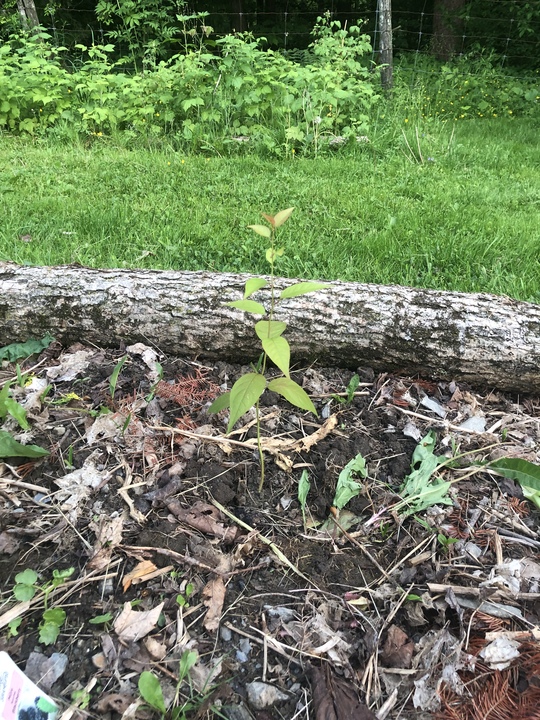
11, 567, 74, 645
209, 208, 329, 489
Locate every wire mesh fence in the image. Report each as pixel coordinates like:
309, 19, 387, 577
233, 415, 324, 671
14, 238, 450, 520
5, 3, 540, 83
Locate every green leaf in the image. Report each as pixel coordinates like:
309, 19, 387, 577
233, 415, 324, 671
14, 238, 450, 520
280, 282, 331, 300
138, 671, 167, 714
521, 485, 540, 511
178, 649, 198, 682
255, 320, 287, 339
226, 300, 266, 315
5, 398, 29, 430
0, 430, 49, 458
208, 391, 231, 414
43, 608, 66, 626
7, 618, 22, 637
89, 612, 114, 625
273, 207, 295, 228
39, 621, 61, 645
0, 381, 11, 419
109, 355, 127, 400
14, 584, 37, 601
228, 373, 267, 432
488, 456, 540, 507
248, 224, 271, 238
244, 278, 268, 299
267, 377, 316, 415
346, 374, 360, 402
15, 568, 38, 585
488, 457, 540, 492
333, 453, 368, 509
51, 567, 75, 586
0, 334, 55, 362
298, 469, 310, 510
261, 336, 290, 377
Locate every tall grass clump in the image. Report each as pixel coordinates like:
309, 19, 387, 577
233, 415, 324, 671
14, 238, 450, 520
393, 51, 539, 122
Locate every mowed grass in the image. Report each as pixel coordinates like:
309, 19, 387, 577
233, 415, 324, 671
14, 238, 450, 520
1, 117, 539, 301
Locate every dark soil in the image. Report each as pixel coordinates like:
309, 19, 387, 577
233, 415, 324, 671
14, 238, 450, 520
1, 343, 539, 720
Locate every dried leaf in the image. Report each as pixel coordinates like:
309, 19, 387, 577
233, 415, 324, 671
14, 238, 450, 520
380, 625, 415, 668
122, 560, 158, 592
113, 601, 164, 642
167, 500, 237, 543
88, 515, 124, 571
310, 665, 375, 720
202, 577, 226, 632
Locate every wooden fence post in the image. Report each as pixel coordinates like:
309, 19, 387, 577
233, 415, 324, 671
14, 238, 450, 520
377, 0, 393, 92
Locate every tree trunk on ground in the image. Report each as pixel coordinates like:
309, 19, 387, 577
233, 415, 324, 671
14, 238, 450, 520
1, 262, 539, 393
432, 0, 466, 60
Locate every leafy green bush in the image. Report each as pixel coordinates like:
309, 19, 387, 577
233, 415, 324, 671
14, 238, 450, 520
0, 18, 379, 154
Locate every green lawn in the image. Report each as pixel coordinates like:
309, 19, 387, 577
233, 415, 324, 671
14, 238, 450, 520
1, 117, 539, 301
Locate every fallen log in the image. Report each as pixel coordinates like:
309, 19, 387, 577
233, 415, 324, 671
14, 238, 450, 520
0, 262, 538, 393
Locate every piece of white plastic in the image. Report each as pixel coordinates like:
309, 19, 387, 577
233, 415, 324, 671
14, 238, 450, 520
0, 651, 58, 719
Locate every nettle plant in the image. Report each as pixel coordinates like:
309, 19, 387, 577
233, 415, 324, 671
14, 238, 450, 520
209, 208, 329, 489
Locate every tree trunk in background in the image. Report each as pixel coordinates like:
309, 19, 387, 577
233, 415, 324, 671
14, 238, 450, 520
1, 263, 539, 393
432, 0, 466, 60
16, 0, 40, 28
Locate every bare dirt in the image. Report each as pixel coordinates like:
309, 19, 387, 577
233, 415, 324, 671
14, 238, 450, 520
1, 342, 539, 720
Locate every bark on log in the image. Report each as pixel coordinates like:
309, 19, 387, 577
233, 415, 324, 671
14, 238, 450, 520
1, 262, 539, 393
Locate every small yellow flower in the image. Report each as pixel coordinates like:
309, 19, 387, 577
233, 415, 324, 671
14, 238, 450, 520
181, 159, 185, 164
404, 118, 409, 123
39, 108, 42, 113
167, 161, 171, 165
291, 148, 295, 154
155, 112, 160, 116
97, 131, 103, 137
68, 89, 71, 93
508, 110, 513, 114
493, 113, 497, 117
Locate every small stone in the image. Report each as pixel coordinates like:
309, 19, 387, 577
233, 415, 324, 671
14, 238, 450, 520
246, 681, 289, 709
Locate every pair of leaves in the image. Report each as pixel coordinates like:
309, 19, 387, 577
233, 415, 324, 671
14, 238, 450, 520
39, 608, 66, 645
248, 206, 295, 235
209, 372, 317, 433
227, 280, 331, 317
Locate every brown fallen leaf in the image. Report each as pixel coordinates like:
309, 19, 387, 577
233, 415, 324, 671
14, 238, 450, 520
113, 601, 164, 642
122, 560, 159, 592
87, 515, 124, 572
167, 500, 237, 543
202, 576, 226, 633
310, 665, 375, 720
0, 531, 20, 555
96, 692, 134, 714
380, 624, 415, 668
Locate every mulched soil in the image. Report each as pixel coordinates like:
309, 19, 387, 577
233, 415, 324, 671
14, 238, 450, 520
1, 341, 540, 720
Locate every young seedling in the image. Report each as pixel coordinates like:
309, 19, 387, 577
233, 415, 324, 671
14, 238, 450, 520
298, 469, 311, 532
331, 373, 361, 406
11, 567, 74, 646
209, 208, 330, 489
